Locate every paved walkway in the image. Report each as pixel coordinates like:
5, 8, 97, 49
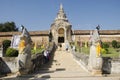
1, 46, 120, 80
37, 49, 90, 78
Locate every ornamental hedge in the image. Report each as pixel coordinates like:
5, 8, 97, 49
6, 48, 18, 57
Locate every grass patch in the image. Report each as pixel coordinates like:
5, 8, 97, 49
102, 48, 120, 58
81, 47, 90, 55
75, 46, 120, 58
75, 46, 90, 55
31, 47, 45, 54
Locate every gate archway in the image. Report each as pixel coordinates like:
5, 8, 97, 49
58, 28, 64, 43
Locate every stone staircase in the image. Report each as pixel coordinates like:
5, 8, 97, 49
37, 47, 90, 78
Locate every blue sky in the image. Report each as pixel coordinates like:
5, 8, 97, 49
0, 0, 120, 31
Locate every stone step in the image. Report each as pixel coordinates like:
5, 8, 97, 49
39, 69, 86, 73
36, 70, 91, 78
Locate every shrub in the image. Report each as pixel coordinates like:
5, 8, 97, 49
116, 42, 120, 48
101, 48, 109, 54
6, 48, 18, 57
112, 40, 118, 48
102, 42, 109, 48
2, 40, 11, 56
2, 40, 11, 49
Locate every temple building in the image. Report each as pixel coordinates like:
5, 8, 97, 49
50, 4, 72, 44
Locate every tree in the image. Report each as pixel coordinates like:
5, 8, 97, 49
0, 22, 18, 32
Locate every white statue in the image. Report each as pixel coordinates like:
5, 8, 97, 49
17, 26, 33, 75
88, 28, 102, 75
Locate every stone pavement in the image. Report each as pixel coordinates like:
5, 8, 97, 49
1, 47, 120, 80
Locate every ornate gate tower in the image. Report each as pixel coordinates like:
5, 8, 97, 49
50, 4, 72, 44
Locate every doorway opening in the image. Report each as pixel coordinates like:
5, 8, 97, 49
58, 37, 64, 43
58, 28, 65, 43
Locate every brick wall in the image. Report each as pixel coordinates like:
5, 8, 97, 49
1, 30, 120, 46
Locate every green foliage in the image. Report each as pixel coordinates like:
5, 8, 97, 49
2, 40, 11, 50
0, 22, 18, 32
102, 48, 120, 58
2, 40, 11, 56
102, 42, 109, 48
82, 47, 90, 54
112, 40, 119, 48
115, 42, 120, 48
101, 42, 109, 54
101, 48, 109, 54
31, 48, 44, 54
73, 41, 120, 58
6, 48, 18, 57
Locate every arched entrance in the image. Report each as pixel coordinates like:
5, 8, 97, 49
58, 28, 64, 43
58, 37, 64, 43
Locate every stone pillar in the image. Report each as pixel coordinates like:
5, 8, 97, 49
88, 29, 103, 76
88, 45, 102, 75
64, 28, 67, 43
